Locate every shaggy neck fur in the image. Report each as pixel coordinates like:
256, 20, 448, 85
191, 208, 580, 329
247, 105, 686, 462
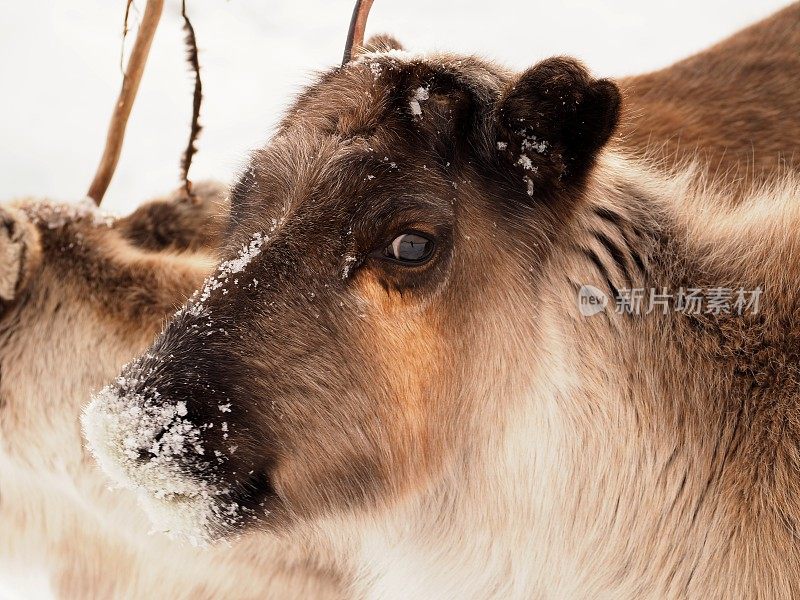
325, 154, 800, 599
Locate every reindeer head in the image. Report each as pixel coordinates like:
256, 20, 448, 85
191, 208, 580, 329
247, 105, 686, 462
83, 46, 620, 543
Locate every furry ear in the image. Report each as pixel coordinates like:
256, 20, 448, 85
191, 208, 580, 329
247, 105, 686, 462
363, 34, 404, 53
494, 57, 620, 196
0, 206, 40, 304
118, 180, 229, 253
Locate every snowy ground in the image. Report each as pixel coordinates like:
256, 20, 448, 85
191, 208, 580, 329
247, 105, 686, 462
0, 0, 790, 215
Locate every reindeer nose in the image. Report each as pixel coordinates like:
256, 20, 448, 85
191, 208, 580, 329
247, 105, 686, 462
84, 377, 206, 475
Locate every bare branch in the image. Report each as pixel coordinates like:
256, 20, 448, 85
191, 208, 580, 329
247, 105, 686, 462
88, 0, 164, 206
179, 0, 203, 201
342, 0, 375, 65
120, 0, 135, 74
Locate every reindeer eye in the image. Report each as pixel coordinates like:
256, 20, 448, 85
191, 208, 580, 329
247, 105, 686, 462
382, 232, 434, 264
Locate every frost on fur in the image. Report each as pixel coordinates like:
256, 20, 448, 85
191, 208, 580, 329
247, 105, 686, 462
186, 231, 266, 317
24, 198, 115, 230
82, 376, 243, 546
409, 86, 430, 117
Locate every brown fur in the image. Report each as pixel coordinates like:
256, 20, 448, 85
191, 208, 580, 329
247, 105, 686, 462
117, 180, 228, 252
619, 2, 800, 197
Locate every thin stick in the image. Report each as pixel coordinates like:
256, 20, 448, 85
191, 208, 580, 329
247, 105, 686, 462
342, 0, 375, 65
88, 0, 164, 205
120, 0, 135, 73
180, 0, 203, 200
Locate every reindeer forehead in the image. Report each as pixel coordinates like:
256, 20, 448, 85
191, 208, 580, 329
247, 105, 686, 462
231, 54, 504, 233
281, 53, 502, 138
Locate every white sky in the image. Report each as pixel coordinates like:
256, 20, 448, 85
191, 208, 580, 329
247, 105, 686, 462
0, 0, 791, 214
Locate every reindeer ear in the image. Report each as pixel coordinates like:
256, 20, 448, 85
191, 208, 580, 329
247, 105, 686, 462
119, 180, 229, 252
0, 206, 40, 304
494, 57, 620, 196
363, 34, 404, 53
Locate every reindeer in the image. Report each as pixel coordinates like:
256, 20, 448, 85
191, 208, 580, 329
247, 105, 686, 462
0, 184, 343, 598
617, 1, 800, 200
82, 1, 800, 597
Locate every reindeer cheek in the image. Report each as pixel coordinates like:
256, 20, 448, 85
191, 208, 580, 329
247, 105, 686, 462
351, 263, 444, 317
351, 269, 410, 314
365, 312, 447, 484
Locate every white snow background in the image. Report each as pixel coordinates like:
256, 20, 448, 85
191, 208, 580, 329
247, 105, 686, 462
0, 0, 790, 214
0, 1, 791, 598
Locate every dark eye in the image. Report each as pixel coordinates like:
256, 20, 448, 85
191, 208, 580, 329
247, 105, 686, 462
381, 232, 435, 264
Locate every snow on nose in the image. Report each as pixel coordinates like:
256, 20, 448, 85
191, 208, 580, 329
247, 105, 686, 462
81, 376, 233, 545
